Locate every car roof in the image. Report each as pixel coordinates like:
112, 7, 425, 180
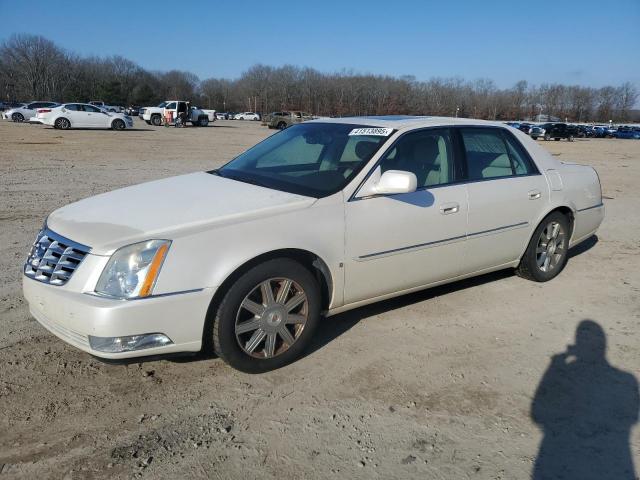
307, 115, 513, 130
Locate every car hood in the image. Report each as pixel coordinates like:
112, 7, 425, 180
46, 172, 316, 254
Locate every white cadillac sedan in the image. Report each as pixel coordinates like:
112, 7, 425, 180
23, 116, 604, 372
40, 103, 134, 130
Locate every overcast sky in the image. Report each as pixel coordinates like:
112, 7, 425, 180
1, 0, 639, 89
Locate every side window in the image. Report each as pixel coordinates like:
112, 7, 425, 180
379, 128, 454, 187
460, 128, 513, 180
64, 104, 79, 111
165, 102, 176, 109
83, 105, 101, 113
502, 132, 536, 175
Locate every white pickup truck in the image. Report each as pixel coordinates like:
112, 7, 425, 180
141, 101, 212, 127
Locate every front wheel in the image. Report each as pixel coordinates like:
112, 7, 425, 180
151, 114, 162, 126
209, 259, 321, 373
199, 117, 209, 127
517, 212, 570, 282
12, 112, 24, 122
277, 121, 287, 130
544, 133, 551, 141
111, 119, 125, 130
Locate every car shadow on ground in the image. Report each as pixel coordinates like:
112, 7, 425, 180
304, 235, 599, 359
531, 319, 638, 479
98, 235, 599, 367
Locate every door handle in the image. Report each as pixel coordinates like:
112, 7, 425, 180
439, 202, 460, 215
528, 190, 541, 200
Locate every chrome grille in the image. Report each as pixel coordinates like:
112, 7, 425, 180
24, 228, 90, 286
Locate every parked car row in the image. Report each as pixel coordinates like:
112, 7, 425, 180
506, 121, 639, 141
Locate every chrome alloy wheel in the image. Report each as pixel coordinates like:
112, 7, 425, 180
235, 278, 308, 358
536, 221, 566, 272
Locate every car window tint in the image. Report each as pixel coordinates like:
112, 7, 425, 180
379, 128, 454, 187
503, 132, 536, 175
460, 128, 513, 180
165, 102, 176, 109
65, 104, 79, 111
256, 134, 323, 168
83, 105, 100, 113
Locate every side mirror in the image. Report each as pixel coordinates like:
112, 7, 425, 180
357, 167, 417, 197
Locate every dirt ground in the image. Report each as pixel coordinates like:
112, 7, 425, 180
0, 119, 639, 479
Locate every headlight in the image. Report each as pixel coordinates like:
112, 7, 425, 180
95, 240, 170, 299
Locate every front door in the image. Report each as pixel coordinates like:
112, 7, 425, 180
344, 128, 468, 304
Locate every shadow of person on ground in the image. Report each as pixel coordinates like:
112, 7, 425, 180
531, 320, 639, 479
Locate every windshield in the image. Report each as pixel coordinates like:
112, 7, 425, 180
215, 123, 393, 198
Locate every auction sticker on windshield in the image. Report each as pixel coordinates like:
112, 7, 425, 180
348, 127, 394, 136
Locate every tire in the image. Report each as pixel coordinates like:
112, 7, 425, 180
531, 136, 538, 140
568, 135, 574, 142
199, 117, 209, 127
544, 133, 551, 141
209, 258, 321, 373
111, 119, 125, 130
277, 121, 287, 130
12, 112, 24, 122
54, 117, 71, 130
517, 211, 570, 282
151, 114, 162, 126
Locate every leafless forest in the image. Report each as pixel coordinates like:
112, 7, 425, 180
1, 33, 637, 121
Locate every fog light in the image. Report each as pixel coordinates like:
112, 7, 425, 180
88, 333, 173, 353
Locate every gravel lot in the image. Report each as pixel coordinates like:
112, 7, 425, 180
1, 119, 639, 479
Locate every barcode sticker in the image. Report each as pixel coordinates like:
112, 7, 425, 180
348, 127, 393, 136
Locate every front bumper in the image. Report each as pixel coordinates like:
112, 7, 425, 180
23, 277, 214, 359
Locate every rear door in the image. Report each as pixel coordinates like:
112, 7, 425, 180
62, 104, 87, 126
459, 127, 549, 272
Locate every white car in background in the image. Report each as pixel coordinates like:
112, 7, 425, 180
194, 107, 217, 122
235, 111, 260, 120
40, 103, 133, 130
23, 116, 603, 373
2, 101, 59, 122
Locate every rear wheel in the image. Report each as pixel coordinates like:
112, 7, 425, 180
54, 117, 70, 130
277, 121, 287, 130
151, 114, 162, 126
209, 258, 321, 373
199, 117, 209, 127
517, 212, 570, 282
111, 119, 125, 130
12, 112, 24, 122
